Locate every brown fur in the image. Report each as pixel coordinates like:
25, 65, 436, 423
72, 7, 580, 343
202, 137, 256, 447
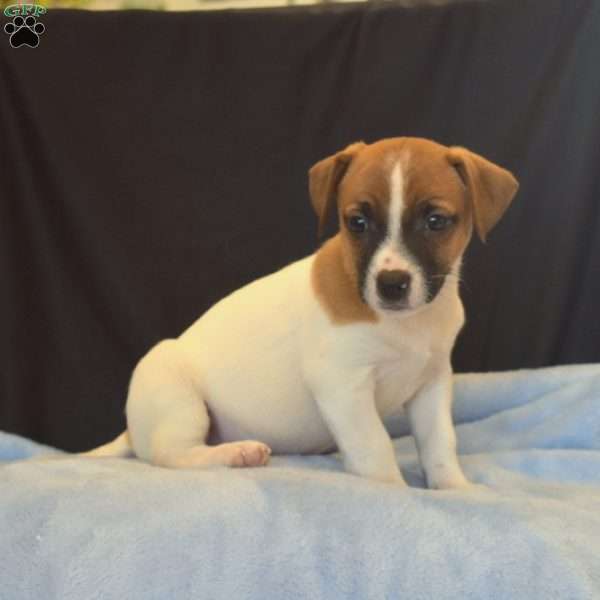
311, 235, 378, 324
400, 140, 474, 273
447, 146, 519, 242
309, 142, 366, 238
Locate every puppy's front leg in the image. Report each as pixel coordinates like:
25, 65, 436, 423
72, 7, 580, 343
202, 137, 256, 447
407, 368, 469, 490
314, 367, 405, 484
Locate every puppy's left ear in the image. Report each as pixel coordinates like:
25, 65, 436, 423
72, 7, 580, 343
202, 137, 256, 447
447, 147, 519, 242
309, 142, 366, 238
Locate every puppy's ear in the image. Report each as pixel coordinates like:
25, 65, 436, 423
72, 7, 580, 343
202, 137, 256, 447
447, 147, 519, 242
309, 142, 366, 238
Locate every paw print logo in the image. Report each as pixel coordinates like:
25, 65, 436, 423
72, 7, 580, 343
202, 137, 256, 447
4, 15, 45, 48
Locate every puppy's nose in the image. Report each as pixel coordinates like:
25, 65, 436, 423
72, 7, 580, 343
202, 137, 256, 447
376, 270, 411, 302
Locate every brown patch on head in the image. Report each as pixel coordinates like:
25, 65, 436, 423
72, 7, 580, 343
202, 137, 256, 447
332, 142, 404, 300
309, 141, 388, 323
399, 139, 476, 286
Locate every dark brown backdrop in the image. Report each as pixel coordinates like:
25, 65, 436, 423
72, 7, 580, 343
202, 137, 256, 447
1, 0, 599, 451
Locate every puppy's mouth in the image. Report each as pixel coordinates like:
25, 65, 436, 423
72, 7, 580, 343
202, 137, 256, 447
375, 274, 449, 313
378, 299, 411, 312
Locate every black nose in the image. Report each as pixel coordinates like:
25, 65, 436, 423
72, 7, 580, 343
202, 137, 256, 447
376, 270, 411, 302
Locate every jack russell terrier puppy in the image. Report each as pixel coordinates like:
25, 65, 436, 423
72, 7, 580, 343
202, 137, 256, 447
86, 137, 518, 489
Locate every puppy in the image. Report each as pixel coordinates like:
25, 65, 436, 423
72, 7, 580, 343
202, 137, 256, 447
86, 137, 518, 489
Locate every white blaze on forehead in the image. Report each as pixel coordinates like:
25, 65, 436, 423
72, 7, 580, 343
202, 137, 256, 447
375, 158, 410, 272
388, 160, 405, 246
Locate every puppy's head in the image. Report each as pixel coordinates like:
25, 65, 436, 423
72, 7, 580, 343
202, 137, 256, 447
309, 137, 518, 316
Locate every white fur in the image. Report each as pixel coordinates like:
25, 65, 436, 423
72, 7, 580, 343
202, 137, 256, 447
388, 159, 404, 248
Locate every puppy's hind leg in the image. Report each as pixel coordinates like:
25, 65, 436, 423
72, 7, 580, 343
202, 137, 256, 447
126, 339, 271, 469
82, 431, 134, 458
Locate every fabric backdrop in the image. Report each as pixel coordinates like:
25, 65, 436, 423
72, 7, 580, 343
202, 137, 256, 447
1, 0, 599, 451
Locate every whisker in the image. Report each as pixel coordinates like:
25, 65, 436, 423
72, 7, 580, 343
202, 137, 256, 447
428, 272, 470, 293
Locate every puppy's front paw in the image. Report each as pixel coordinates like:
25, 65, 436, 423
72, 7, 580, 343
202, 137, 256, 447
426, 465, 470, 491
347, 464, 407, 485
380, 471, 408, 486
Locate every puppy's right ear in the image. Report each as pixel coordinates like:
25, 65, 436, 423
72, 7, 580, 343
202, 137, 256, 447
309, 142, 365, 238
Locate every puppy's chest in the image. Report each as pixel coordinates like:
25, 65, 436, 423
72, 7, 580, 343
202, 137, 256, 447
372, 336, 438, 417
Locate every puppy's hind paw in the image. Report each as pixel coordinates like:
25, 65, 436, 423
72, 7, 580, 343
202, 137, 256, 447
215, 441, 272, 468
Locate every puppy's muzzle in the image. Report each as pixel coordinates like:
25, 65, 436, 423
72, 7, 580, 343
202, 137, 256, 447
376, 269, 411, 306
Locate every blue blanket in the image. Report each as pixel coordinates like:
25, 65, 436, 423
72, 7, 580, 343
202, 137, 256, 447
2, 365, 600, 599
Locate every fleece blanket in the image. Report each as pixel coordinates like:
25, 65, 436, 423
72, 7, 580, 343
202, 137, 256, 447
1, 364, 600, 599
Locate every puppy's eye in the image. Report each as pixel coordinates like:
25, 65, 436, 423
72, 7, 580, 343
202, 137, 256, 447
347, 214, 369, 234
425, 213, 453, 232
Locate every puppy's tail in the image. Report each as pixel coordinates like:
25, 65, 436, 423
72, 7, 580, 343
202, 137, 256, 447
81, 430, 134, 458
